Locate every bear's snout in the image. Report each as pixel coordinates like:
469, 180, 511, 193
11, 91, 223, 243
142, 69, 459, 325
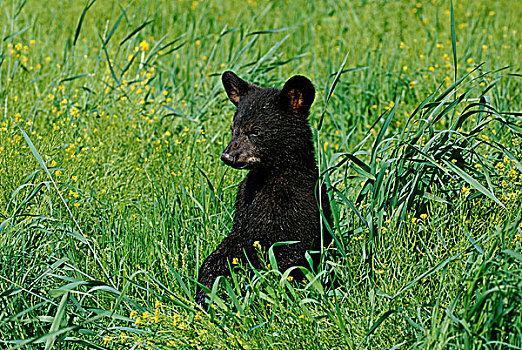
221, 151, 235, 166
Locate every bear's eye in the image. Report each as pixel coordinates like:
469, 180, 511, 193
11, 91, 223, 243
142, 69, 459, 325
250, 127, 262, 137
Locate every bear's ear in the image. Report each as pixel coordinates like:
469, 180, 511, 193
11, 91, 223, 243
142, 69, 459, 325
222, 71, 254, 106
280, 75, 315, 113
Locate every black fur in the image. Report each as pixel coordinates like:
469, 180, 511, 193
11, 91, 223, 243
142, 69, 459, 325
196, 71, 332, 306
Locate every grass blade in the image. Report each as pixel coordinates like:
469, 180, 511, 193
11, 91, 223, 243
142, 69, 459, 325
450, 0, 457, 83
73, 0, 96, 45
45, 292, 69, 350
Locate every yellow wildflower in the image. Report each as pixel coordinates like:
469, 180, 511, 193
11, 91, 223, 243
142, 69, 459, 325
139, 40, 150, 51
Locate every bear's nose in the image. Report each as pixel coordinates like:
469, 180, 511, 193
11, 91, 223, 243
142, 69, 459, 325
221, 152, 234, 166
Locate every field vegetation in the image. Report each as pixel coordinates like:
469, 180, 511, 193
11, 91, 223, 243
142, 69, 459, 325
0, 0, 521, 348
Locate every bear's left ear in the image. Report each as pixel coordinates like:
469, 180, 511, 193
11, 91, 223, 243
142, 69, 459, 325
280, 75, 315, 112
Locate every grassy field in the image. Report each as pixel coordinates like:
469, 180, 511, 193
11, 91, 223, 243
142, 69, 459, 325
1, 0, 521, 348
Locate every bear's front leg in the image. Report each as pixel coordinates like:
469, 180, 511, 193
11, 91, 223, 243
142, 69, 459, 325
195, 234, 246, 306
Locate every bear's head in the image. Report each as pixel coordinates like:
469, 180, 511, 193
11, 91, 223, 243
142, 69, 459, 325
220, 71, 316, 170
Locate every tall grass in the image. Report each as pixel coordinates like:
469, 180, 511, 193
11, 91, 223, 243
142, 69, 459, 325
0, 0, 521, 348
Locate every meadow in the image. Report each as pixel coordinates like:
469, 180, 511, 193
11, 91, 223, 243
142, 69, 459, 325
0, 0, 521, 348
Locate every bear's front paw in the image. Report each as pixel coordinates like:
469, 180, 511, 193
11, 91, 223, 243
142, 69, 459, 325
195, 288, 208, 307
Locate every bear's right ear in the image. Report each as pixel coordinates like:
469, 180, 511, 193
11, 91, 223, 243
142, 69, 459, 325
222, 71, 254, 106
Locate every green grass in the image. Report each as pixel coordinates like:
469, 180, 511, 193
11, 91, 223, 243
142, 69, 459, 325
1, 0, 521, 348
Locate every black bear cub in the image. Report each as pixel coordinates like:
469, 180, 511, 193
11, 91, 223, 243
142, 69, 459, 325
196, 71, 332, 305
